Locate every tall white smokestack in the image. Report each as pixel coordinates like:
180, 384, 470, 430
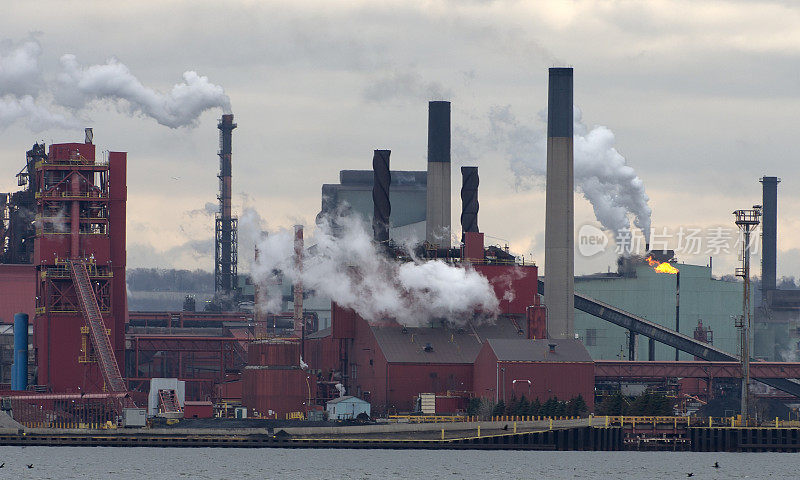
544, 67, 574, 339
425, 101, 451, 247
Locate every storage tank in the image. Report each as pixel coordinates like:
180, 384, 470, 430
242, 339, 309, 417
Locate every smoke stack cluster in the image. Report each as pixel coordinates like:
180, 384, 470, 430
460, 166, 479, 238
425, 101, 451, 247
544, 67, 575, 340
761, 176, 779, 302
372, 150, 391, 245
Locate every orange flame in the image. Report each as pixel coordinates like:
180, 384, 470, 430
646, 255, 679, 274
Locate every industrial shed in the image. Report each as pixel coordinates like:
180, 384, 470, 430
326, 395, 371, 420
473, 339, 594, 411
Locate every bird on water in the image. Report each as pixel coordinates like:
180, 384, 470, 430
714, 462, 720, 468
27, 464, 33, 469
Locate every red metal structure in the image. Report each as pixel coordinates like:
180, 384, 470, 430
32, 136, 127, 393
594, 360, 800, 380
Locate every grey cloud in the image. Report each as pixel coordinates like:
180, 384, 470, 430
362, 70, 452, 103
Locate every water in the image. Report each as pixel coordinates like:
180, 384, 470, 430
0, 447, 795, 479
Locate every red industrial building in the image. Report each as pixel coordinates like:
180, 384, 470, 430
295, 232, 579, 415
30, 137, 128, 393
0, 264, 35, 323
242, 338, 312, 416
473, 338, 594, 410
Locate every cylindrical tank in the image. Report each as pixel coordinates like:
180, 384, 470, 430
243, 339, 308, 416
12, 313, 28, 391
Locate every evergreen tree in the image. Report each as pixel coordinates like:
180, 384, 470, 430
529, 398, 542, 416
493, 400, 506, 416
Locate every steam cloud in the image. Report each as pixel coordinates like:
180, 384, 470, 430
56, 55, 231, 128
488, 105, 652, 242
250, 213, 500, 326
0, 36, 230, 131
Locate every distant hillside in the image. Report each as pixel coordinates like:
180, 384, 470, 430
127, 268, 214, 311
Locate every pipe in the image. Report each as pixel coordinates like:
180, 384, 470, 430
544, 67, 574, 339
425, 101, 451, 247
372, 150, 391, 245
293, 225, 304, 339
675, 271, 680, 361
12, 313, 28, 391
460, 166, 479, 239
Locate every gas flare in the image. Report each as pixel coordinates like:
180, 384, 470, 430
646, 255, 679, 274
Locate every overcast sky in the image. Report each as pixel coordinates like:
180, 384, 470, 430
2, 0, 799, 278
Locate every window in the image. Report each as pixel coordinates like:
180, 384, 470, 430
586, 328, 597, 346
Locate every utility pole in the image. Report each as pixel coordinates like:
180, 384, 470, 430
734, 205, 761, 425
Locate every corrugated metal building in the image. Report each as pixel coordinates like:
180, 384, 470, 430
0, 264, 35, 324
326, 395, 370, 420
574, 261, 742, 360
473, 338, 594, 410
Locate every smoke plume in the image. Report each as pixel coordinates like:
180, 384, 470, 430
251, 212, 500, 326
0, 36, 230, 131
488, 105, 652, 242
56, 55, 231, 128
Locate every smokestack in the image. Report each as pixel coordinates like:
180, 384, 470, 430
293, 225, 304, 338
215, 114, 238, 297
84, 128, 93, 144
460, 166, 479, 239
372, 150, 391, 245
425, 101, 451, 248
760, 176, 779, 301
544, 67, 575, 340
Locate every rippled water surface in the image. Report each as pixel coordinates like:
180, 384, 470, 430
0, 447, 795, 479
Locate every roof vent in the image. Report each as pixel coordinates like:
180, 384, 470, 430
424, 343, 434, 352
548, 343, 557, 353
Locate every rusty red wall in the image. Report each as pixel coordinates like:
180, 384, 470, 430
527, 305, 547, 340
242, 367, 310, 416
463, 232, 485, 261
108, 152, 127, 362
332, 303, 356, 339
248, 339, 301, 366
473, 264, 538, 315
303, 333, 339, 375
183, 401, 214, 419
386, 364, 474, 412
473, 343, 594, 410
0, 264, 35, 323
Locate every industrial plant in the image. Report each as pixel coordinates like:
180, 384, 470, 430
2, 66, 800, 451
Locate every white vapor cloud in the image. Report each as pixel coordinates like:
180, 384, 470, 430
56, 54, 231, 128
488, 104, 652, 242
251, 212, 499, 326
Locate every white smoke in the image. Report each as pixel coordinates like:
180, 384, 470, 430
0, 36, 230, 131
489, 105, 652, 242
251, 212, 500, 326
0, 95, 79, 132
0, 37, 42, 96
0, 38, 80, 131
56, 55, 231, 128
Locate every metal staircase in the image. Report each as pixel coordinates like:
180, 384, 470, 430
157, 389, 183, 418
68, 259, 127, 393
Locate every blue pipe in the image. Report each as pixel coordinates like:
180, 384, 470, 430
12, 313, 28, 391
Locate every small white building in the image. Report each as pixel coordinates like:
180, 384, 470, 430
326, 396, 371, 420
